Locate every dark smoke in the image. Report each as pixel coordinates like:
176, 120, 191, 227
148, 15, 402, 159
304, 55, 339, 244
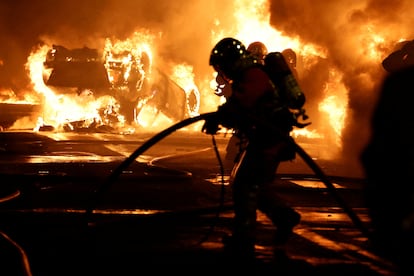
269, 0, 414, 174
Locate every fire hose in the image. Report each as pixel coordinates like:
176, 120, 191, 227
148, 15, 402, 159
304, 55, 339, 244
87, 111, 370, 238
87, 112, 217, 215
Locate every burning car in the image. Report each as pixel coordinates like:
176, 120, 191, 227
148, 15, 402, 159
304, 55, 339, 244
42, 44, 200, 129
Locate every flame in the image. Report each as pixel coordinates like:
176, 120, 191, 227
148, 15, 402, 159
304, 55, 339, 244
16, 0, 355, 156
0, 88, 39, 104
104, 31, 154, 84
207, 0, 355, 157
318, 69, 348, 151
26, 44, 121, 131
19, 29, 204, 132
1, 0, 408, 163
170, 64, 200, 117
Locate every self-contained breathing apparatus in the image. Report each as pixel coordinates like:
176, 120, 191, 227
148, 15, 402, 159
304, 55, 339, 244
249, 50, 311, 145
205, 45, 310, 155
263, 51, 309, 128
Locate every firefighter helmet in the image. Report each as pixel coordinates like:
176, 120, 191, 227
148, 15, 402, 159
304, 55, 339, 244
209, 37, 247, 79
281, 48, 297, 67
247, 41, 268, 61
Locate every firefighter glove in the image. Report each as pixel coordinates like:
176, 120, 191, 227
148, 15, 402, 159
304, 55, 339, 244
202, 114, 221, 135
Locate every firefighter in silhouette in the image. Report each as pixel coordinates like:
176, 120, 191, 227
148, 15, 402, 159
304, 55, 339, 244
361, 65, 414, 276
247, 42, 298, 76
221, 41, 270, 170
247, 42, 298, 77
221, 42, 303, 170
215, 41, 268, 99
203, 37, 307, 262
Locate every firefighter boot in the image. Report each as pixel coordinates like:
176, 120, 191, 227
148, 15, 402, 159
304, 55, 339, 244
222, 233, 255, 263
274, 208, 301, 246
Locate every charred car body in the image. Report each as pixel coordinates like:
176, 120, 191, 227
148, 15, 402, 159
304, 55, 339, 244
42, 45, 199, 129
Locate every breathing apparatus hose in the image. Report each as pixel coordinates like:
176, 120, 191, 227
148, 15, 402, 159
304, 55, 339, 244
87, 111, 369, 238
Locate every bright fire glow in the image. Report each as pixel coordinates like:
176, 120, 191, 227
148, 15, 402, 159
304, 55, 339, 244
319, 69, 348, 146
171, 64, 200, 117
26, 44, 123, 131
0, 0, 407, 163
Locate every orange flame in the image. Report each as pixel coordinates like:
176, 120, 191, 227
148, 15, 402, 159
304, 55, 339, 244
26, 44, 119, 131
207, 0, 352, 156
2, 0, 400, 162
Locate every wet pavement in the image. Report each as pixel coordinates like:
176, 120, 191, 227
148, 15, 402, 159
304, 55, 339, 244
0, 130, 398, 275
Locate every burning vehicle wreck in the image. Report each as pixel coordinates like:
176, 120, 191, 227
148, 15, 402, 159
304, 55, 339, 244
41, 44, 200, 131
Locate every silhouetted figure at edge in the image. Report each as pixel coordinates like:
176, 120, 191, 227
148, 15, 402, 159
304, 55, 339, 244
203, 37, 308, 265
360, 65, 414, 276
382, 40, 414, 73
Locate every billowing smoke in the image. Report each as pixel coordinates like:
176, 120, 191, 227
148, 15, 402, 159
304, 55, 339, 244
1, 0, 413, 174
268, 0, 414, 171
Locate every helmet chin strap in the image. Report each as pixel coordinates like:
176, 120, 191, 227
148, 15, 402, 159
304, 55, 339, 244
214, 73, 233, 98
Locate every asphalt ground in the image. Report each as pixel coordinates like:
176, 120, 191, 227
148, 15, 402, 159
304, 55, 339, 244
0, 131, 398, 276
